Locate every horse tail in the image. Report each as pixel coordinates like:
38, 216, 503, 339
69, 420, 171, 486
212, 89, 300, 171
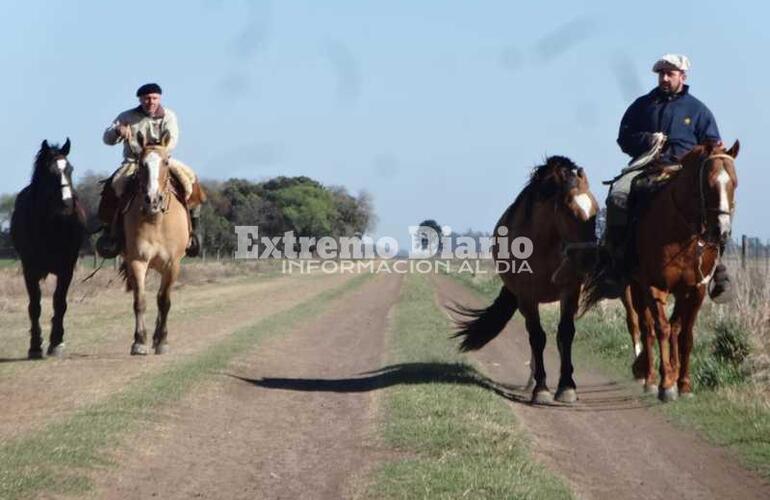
450, 286, 518, 352
579, 266, 604, 317
118, 261, 132, 292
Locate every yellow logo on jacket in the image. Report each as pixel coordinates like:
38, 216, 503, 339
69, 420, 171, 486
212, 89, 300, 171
683, 117, 692, 125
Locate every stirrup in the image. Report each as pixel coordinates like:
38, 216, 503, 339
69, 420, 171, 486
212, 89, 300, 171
185, 233, 201, 258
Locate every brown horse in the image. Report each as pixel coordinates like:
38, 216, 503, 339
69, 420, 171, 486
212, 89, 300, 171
453, 156, 598, 404
120, 131, 191, 355
585, 142, 739, 401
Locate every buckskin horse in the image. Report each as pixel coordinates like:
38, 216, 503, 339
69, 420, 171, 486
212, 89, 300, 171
11, 139, 87, 358
118, 131, 195, 355
583, 141, 739, 401
453, 156, 599, 404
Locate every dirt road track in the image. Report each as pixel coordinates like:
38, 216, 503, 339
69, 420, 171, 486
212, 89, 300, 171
0, 272, 351, 441
92, 273, 403, 500
435, 275, 770, 500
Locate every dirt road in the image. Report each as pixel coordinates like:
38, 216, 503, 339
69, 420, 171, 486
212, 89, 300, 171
90, 273, 403, 499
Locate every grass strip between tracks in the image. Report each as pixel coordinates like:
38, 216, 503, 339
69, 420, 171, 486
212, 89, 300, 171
0, 272, 372, 499
366, 273, 571, 499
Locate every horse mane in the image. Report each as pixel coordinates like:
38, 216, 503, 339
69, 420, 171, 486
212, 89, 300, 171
509, 155, 579, 220
31, 144, 56, 185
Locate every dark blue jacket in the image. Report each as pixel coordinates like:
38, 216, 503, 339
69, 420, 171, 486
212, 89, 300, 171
617, 85, 721, 163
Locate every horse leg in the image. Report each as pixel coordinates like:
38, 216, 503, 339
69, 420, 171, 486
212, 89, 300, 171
129, 261, 150, 355
630, 282, 656, 391
651, 291, 677, 402
48, 270, 74, 357
668, 297, 685, 386
555, 287, 579, 403
153, 262, 179, 354
622, 285, 644, 383
22, 268, 43, 359
519, 301, 551, 404
623, 282, 658, 386
677, 288, 705, 397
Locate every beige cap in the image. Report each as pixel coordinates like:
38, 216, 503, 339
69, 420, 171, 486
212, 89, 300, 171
652, 54, 691, 73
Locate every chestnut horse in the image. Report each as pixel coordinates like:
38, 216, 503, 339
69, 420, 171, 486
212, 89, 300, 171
119, 131, 191, 355
584, 142, 739, 401
11, 139, 87, 358
453, 156, 598, 404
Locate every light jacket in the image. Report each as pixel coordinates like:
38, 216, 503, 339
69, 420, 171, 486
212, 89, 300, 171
103, 105, 179, 160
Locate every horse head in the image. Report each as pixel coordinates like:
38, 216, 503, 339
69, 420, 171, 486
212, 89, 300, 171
542, 157, 599, 254
136, 130, 172, 216
33, 138, 76, 214
681, 141, 739, 245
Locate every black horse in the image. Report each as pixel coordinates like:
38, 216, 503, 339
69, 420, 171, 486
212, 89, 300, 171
11, 139, 86, 358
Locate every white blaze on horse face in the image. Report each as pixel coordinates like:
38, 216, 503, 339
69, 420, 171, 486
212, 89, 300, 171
716, 170, 731, 235
56, 159, 72, 201
144, 152, 162, 198
573, 193, 594, 220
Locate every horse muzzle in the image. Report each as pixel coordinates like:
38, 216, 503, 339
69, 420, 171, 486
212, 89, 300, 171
143, 193, 166, 215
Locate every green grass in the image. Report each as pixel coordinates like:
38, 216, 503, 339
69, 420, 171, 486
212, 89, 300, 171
366, 273, 572, 499
0, 272, 372, 500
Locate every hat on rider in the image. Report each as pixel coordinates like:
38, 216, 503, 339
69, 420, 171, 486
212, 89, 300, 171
652, 54, 690, 73
136, 83, 162, 97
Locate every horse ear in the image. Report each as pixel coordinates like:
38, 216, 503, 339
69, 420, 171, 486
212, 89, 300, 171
41, 140, 50, 152
160, 130, 171, 148
61, 138, 71, 156
726, 140, 740, 159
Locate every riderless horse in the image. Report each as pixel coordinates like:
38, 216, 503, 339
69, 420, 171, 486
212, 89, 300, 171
453, 156, 598, 404
11, 139, 87, 358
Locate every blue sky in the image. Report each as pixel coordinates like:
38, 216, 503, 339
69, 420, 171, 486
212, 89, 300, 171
1, 0, 767, 245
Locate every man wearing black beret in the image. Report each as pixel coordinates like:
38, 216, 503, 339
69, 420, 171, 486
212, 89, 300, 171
97, 83, 203, 258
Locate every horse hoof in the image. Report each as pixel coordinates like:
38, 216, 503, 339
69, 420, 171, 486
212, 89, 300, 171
531, 390, 554, 405
154, 343, 169, 355
524, 377, 536, 392
635, 378, 646, 386
679, 391, 695, 400
644, 383, 659, 395
46, 343, 65, 358
28, 349, 44, 360
555, 388, 577, 404
130, 343, 149, 356
658, 386, 678, 403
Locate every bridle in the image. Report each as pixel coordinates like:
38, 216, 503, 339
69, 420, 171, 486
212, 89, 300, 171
692, 153, 736, 284
698, 153, 736, 238
137, 150, 172, 214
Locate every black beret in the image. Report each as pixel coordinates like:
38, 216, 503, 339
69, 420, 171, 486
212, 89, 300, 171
136, 83, 162, 97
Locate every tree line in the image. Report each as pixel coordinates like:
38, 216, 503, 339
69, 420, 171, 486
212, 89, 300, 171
0, 173, 376, 259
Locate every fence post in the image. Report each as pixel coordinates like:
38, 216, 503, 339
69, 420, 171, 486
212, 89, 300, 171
741, 234, 747, 270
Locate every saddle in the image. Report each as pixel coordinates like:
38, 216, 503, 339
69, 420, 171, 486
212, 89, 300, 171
98, 170, 206, 236
623, 162, 682, 268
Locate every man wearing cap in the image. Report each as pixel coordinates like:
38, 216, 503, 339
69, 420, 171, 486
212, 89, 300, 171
97, 83, 203, 258
600, 54, 732, 301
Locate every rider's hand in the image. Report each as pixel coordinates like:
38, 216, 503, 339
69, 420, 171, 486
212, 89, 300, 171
116, 124, 132, 140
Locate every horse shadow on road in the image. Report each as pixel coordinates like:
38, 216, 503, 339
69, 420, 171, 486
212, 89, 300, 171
227, 362, 654, 412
